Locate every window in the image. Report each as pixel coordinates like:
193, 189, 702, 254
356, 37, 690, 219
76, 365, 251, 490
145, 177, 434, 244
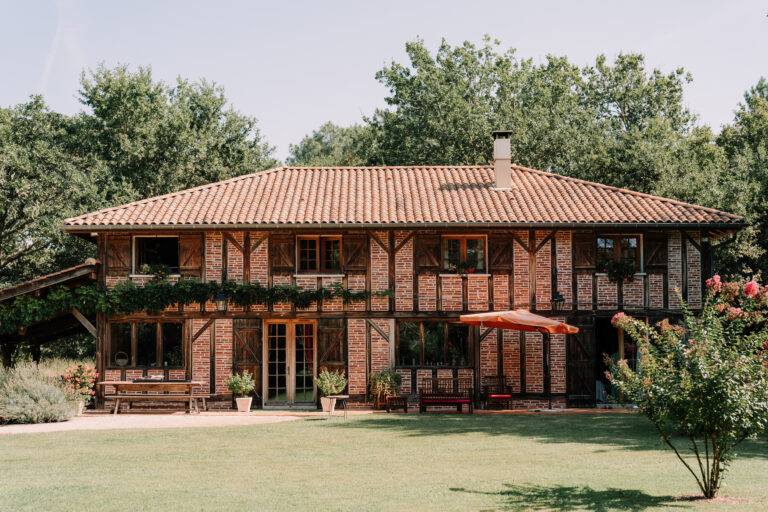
135, 237, 179, 274
108, 321, 184, 368
397, 321, 471, 367
296, 236, 342, 273
597, 235, 641, 271
442, 236, 485, 272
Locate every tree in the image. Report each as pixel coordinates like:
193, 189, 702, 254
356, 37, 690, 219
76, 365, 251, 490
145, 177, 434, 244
286, 122, 371, 166
77, 64, 278, 199
365, 38, 695, 193
0, 97, 98, 287
608, 278, 768, 498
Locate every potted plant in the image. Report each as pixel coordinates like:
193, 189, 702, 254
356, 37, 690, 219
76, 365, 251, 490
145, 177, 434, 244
226, 370, 255, 412
63, 363, 97, 416
316, 368, 347, 413
369, 369, 403, 409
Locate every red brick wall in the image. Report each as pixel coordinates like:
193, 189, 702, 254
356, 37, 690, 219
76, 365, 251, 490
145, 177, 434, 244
577, 273, 592, 310
686, 232, 702, 308
205, 232, 222, 283
668, 232, 682, 309
493, 274, 510, 310
479, 329, 497, 384
370, 232, 389, 311
513, 231, 529, 307
417, 274, 437, 311
441, 274, 463, 311
347, 319, 366, 395
550, 327, 566, 394
226, 232, 244, 283
597, 275, 618, 310
395, 231, 414, 311
295, 276, 318, 312
524, 332, 543, 393
556, 231, 572, 310
214, 319, 233, 394
192, 318, 211, 394
322, 276, 343, 312
649, 273, 664, 308
250, 232, 269, 286
271, 274, 292, 312
467, 274, 490, 311
535, 231, 552, 310
370, 319, 390, 374
347, 274, 367, 312
503, 329, 521, 393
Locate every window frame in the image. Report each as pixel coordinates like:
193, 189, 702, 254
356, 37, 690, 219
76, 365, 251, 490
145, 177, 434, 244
295, 235, 343, 274
395, 319, 473, 368
131, 235, 181, 276
107, 319, 186, 369
440, 235, 487, 272
596, 234, 643, 272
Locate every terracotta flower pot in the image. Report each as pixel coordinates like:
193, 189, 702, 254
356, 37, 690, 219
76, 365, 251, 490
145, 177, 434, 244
320, 396, 336, 414
235, 396, 252, 413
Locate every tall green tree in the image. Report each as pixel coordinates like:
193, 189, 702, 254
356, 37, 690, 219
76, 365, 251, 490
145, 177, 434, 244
77, 64, 278, 199
286, 122, 371, 166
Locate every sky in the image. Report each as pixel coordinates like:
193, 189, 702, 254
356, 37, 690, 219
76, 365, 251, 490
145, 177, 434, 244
1, 1, 766, 161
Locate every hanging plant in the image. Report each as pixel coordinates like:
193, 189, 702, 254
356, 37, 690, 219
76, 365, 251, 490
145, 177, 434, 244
0, 279, 393, 336
599, 260, 635, 283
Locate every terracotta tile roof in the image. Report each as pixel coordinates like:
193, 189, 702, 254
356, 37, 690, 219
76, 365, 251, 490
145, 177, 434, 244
63, 166, 743, 229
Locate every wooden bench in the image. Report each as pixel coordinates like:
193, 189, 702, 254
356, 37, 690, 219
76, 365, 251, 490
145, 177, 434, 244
386, 395, 408, 413
419, 377, 474, 414
480, 375, 513, 410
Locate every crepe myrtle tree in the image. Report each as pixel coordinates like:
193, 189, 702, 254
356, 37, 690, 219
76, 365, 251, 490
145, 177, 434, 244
607, 277, 768, 499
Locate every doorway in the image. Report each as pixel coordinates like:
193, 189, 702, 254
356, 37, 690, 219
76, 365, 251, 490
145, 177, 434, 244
264, 320, 317, 406
595, 317, 640, 404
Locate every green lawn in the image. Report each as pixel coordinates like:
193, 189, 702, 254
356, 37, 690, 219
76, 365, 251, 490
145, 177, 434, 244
1, 414, 766, 511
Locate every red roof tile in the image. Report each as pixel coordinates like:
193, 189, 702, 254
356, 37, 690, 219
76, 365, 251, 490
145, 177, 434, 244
63, 166, 743, 229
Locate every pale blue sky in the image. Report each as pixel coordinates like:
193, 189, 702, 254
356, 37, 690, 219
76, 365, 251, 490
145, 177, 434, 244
1, 1, 766, 160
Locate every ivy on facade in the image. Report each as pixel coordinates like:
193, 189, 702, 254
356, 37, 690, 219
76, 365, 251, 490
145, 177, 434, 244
0, 279, 394, 336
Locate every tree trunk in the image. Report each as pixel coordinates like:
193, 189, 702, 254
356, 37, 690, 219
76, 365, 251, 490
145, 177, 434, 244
31, 343, 41, 365
1, 342, 16, 369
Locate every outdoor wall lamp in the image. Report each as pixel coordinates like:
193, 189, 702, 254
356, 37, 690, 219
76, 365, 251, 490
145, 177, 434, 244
215, 293, 228, 312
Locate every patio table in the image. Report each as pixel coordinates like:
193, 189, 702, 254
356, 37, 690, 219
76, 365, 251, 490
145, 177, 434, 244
98, 381, 206, 414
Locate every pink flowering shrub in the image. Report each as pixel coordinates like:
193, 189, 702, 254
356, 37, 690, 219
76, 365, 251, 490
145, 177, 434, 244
63, 364, 98, 405
607, 276, 768, 498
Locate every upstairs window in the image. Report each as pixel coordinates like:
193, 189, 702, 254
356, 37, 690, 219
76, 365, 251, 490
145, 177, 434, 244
297, 236, 342, 273
597, 235, 640, 272
135, 237, 179, 274
442, 236, 485, 272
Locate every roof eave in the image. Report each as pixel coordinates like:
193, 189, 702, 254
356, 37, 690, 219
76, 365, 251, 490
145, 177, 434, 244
62, 221, 747, 232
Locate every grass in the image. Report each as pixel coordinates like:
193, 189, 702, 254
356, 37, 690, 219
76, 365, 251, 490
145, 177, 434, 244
0, 413, 766, 511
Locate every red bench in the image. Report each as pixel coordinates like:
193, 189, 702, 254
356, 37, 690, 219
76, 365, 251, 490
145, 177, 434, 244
419, 377, 474, 414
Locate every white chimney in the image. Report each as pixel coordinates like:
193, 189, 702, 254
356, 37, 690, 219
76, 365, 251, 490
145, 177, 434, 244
492, 130, 513, 189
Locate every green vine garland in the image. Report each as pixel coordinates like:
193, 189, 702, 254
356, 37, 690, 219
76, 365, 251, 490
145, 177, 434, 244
0, 278, 393, 336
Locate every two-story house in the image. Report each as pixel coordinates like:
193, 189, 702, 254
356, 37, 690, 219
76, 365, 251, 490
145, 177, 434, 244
62, 131, 743, 409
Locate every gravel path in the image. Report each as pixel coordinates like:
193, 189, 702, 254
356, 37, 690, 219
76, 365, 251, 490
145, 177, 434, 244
0, 411, 322, 435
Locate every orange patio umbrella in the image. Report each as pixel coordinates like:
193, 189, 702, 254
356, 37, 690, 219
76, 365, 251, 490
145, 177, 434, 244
459, 309, 579, 410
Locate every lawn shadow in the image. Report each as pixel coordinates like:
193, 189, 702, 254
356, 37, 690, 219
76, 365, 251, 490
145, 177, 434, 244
328, 414, 768, 458
450, 483, 683, 511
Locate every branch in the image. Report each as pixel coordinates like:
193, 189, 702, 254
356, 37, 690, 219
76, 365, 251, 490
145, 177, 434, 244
0, 240, 42, 269
654, 423, 707, 496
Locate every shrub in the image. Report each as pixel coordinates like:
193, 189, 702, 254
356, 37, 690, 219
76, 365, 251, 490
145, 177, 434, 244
0, 363, 75, 424
226, 370, 255, 397
369, 370, 402, 399
63, 363, 98, 405
316, 368, 347, 396
608, 279, 768, 498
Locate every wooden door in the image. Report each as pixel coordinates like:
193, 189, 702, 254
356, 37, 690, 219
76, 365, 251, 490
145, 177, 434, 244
566, 316, 596, 407
233, 319, 263, 405
316, 318, 346, 375
263, 320, 317, 405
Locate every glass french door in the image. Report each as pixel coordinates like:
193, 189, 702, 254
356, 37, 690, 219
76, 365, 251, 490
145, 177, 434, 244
265, 321, 316, 405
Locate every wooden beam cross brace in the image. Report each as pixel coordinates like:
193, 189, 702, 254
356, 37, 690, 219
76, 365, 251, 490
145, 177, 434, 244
369, 232, 391, 255
250, 235, 267, 254
681, 230, 703, 254
223, 232, 244, 254
534, 231, 557, 254
71, 308, 97, 338
393, 231, 416, 254
192, 319, 215, 343
365, 318, 390, 342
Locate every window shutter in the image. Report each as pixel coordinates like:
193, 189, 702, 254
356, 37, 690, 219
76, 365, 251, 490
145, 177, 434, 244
415, 235, 441, 272
317, 318, 347, 375
572, 233, 596, 271
342, 235, 368, 272
107, 236, 131, 276
269, 235, 295, 272
645, 233, 668, 271
178, 234, 203, 277
488, 236, 515, 272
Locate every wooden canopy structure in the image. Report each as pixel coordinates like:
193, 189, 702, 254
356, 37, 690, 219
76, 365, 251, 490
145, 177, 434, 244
0, 259, 99, 367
